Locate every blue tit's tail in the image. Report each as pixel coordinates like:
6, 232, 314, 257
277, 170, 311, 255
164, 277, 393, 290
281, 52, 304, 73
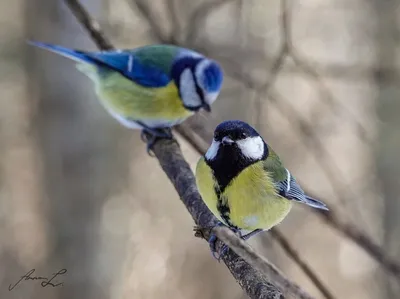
28, 41, 96, 64
303, 195, 329, 211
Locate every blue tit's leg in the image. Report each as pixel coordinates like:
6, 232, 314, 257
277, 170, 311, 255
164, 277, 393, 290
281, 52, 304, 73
241, 229, 263, 241
137, 122, 173, 155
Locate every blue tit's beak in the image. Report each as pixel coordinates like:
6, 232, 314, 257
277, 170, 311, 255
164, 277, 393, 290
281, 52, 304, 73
202, 103, 211, 112
222, 136, 234, 145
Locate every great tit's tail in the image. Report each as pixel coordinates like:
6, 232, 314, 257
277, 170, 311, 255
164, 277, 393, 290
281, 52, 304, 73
303, 195, 329, 211
27, 41, 95, 64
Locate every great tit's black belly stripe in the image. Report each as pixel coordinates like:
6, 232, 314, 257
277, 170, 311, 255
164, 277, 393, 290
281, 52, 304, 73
214, 186, 238, 229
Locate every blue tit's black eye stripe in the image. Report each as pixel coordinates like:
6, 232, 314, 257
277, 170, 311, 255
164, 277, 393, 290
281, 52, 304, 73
191, 65, 205, 104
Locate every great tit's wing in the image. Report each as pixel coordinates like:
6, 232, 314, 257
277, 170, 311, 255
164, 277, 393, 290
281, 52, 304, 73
277, 173, 329, 210
29, 42, 176, 88
263, 146, 329, 211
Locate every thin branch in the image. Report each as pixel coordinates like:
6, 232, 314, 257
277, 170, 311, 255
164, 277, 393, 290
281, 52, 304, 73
129, 0, 170, 43
212, 226, 315, 299
270, 229, 335, 299
165, 0, 181, 42
185, 0, 238, 45
64, 0, 114, 50
315, 206, 400, 279
280, 0, 370, 144
63, 1, 314, 298
254, 0, 289, 129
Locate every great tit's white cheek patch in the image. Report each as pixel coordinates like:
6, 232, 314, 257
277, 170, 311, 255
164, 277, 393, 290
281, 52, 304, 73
205, 139, 220, 161
180, 68, 202, 108
237, 136, 264, 160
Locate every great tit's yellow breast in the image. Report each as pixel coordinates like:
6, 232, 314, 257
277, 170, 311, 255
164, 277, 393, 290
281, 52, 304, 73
77, 65, 193, 121
196, 157, 226, 224
223, 161, 292, 230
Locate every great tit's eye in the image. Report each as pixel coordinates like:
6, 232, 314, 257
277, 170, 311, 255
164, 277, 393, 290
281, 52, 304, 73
239, 132, 247, 139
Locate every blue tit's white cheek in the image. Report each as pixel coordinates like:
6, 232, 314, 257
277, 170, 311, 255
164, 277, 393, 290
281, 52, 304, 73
236, 136, 264, 160
204, 91, 219, 105
205, 140, 220, 161
180, 68, 202, 109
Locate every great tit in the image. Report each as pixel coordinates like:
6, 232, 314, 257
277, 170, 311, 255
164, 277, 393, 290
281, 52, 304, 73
196, 120, 328, 258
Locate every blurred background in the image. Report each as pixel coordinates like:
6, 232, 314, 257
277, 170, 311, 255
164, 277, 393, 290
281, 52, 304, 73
1, 0, 399, 298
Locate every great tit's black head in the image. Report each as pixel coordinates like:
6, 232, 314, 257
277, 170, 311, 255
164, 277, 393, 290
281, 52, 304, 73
205, 120, 268, 164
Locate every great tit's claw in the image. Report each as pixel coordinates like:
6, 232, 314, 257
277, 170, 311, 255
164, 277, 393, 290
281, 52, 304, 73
241, 229, 263, 241
208, 222, 229, 262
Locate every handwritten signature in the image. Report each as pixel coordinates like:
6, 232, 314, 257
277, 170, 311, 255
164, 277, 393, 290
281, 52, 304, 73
9, 268, 67, 291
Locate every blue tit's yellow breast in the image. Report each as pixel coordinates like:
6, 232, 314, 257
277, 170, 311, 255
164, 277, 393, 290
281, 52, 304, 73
77, 64, 193, 121
222, 161, 292, 230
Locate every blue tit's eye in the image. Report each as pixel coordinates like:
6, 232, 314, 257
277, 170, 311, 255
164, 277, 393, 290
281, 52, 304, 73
239, 132, 247, 139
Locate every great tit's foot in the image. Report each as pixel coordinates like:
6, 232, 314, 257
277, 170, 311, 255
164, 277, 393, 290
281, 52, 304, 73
208, 222, 237, 261
240, 229, 263, 241
140, 127, 173, 156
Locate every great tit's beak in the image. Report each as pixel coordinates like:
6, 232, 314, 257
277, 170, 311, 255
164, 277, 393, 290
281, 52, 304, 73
202, 103, 211, 112
222, 136, 234, 145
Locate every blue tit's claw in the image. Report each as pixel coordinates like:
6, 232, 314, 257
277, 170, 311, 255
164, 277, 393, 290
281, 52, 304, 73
139, 126, 173, 156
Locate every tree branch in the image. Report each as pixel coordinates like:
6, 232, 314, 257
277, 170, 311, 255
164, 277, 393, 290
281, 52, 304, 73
63, 1, 315, 298
270, 229, 335, 299
129, 0, 171, 43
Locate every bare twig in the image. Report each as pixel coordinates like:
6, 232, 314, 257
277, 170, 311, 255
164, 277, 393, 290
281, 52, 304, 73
64, 0, 114, 50
166, 0, 180, 41
63, 1, 314, 298
185, 0, 238, 45
254, 0, 289, 129
129, 0, 170, 43
213, 226, 315, 299
315, 207, 400, 279
271, 229, 335, 299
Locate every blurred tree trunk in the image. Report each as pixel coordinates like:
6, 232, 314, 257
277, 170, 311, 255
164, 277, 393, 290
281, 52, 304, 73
0, 0, 50, 298
373, 1, 400, 298
25, 0, 131, 298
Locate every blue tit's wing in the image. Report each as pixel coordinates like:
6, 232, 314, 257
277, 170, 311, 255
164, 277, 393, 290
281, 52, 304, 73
263, 145, 329, 211
28, 42, 181, 88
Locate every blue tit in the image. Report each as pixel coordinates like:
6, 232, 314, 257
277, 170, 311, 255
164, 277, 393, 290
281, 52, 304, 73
28, 42, 224, 151
195, 120, 328, 258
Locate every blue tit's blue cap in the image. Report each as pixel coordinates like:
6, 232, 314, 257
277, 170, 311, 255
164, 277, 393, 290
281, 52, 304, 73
203, 62, 223, 92
214, 120, 260, 140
